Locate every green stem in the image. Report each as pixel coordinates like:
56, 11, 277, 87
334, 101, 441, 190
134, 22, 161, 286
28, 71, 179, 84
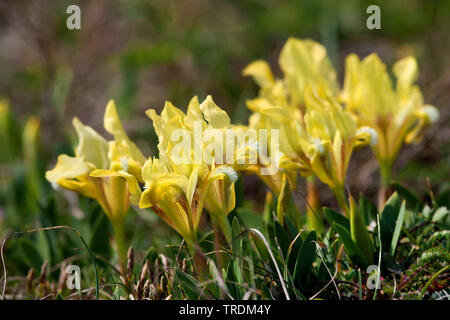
378, 161, 393, 209
380, 161, 392, 188
111, 220, 127, 278
420, 265, 450, 298
185, 237, 208, 280
210, 212, 232, 272
306, 176, 323, 232
357, 268, 362, 300
332, 185, 349, 217
212, 212, 232, 244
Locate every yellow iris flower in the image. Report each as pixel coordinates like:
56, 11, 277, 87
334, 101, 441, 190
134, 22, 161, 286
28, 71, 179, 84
243, 37, 342, 194
341, 53, 439, 187
46, 100, 145, 265
244, 38, 377, 215
301, 87, 376, 214
144, 96, 243, 243
139, 157, 237, 249
244, 37, 339, 111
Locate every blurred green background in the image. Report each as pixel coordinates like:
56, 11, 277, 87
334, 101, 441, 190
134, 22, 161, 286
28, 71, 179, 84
0, 0, 448, 280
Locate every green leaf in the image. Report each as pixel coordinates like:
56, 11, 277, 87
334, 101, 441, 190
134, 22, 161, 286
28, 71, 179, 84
390, 200, 406, 256
286, 232, 303, 274
332, 223, 367, 266
432, 207, 449, 223
350, 196, 373, 265
324, 207, 350, 230
206, 261, 221, 298
175, 269, 203, 299
231, 217, 244, 295
36, 229, 51, 266
276, 174, 290, 226
38, 199, 63, 264
18, 238, 43, 270
380, 192, 401, 252
231, 217, 242, 255
422, 205, 432, 219
293, 231, 317, 281
284, 214, 298, 239
90, 213, 111, 258
250, 231, 270, 261
274, 221, 290, 258
225, 263, 239, 298
358, 194, 377, 226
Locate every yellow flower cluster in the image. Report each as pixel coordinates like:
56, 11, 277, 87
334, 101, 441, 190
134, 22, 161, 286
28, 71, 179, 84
142, 96, 248, 246
341, 53, 439, 185
46, 101, 145, 263
46, 37, 438, 267
244, 37, 438, 213
46, 96, 248, 257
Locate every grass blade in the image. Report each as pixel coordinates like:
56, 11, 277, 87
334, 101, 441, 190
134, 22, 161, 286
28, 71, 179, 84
390, 200, 406, 256
248, 228, 290, 300
373, 214, 382, 300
